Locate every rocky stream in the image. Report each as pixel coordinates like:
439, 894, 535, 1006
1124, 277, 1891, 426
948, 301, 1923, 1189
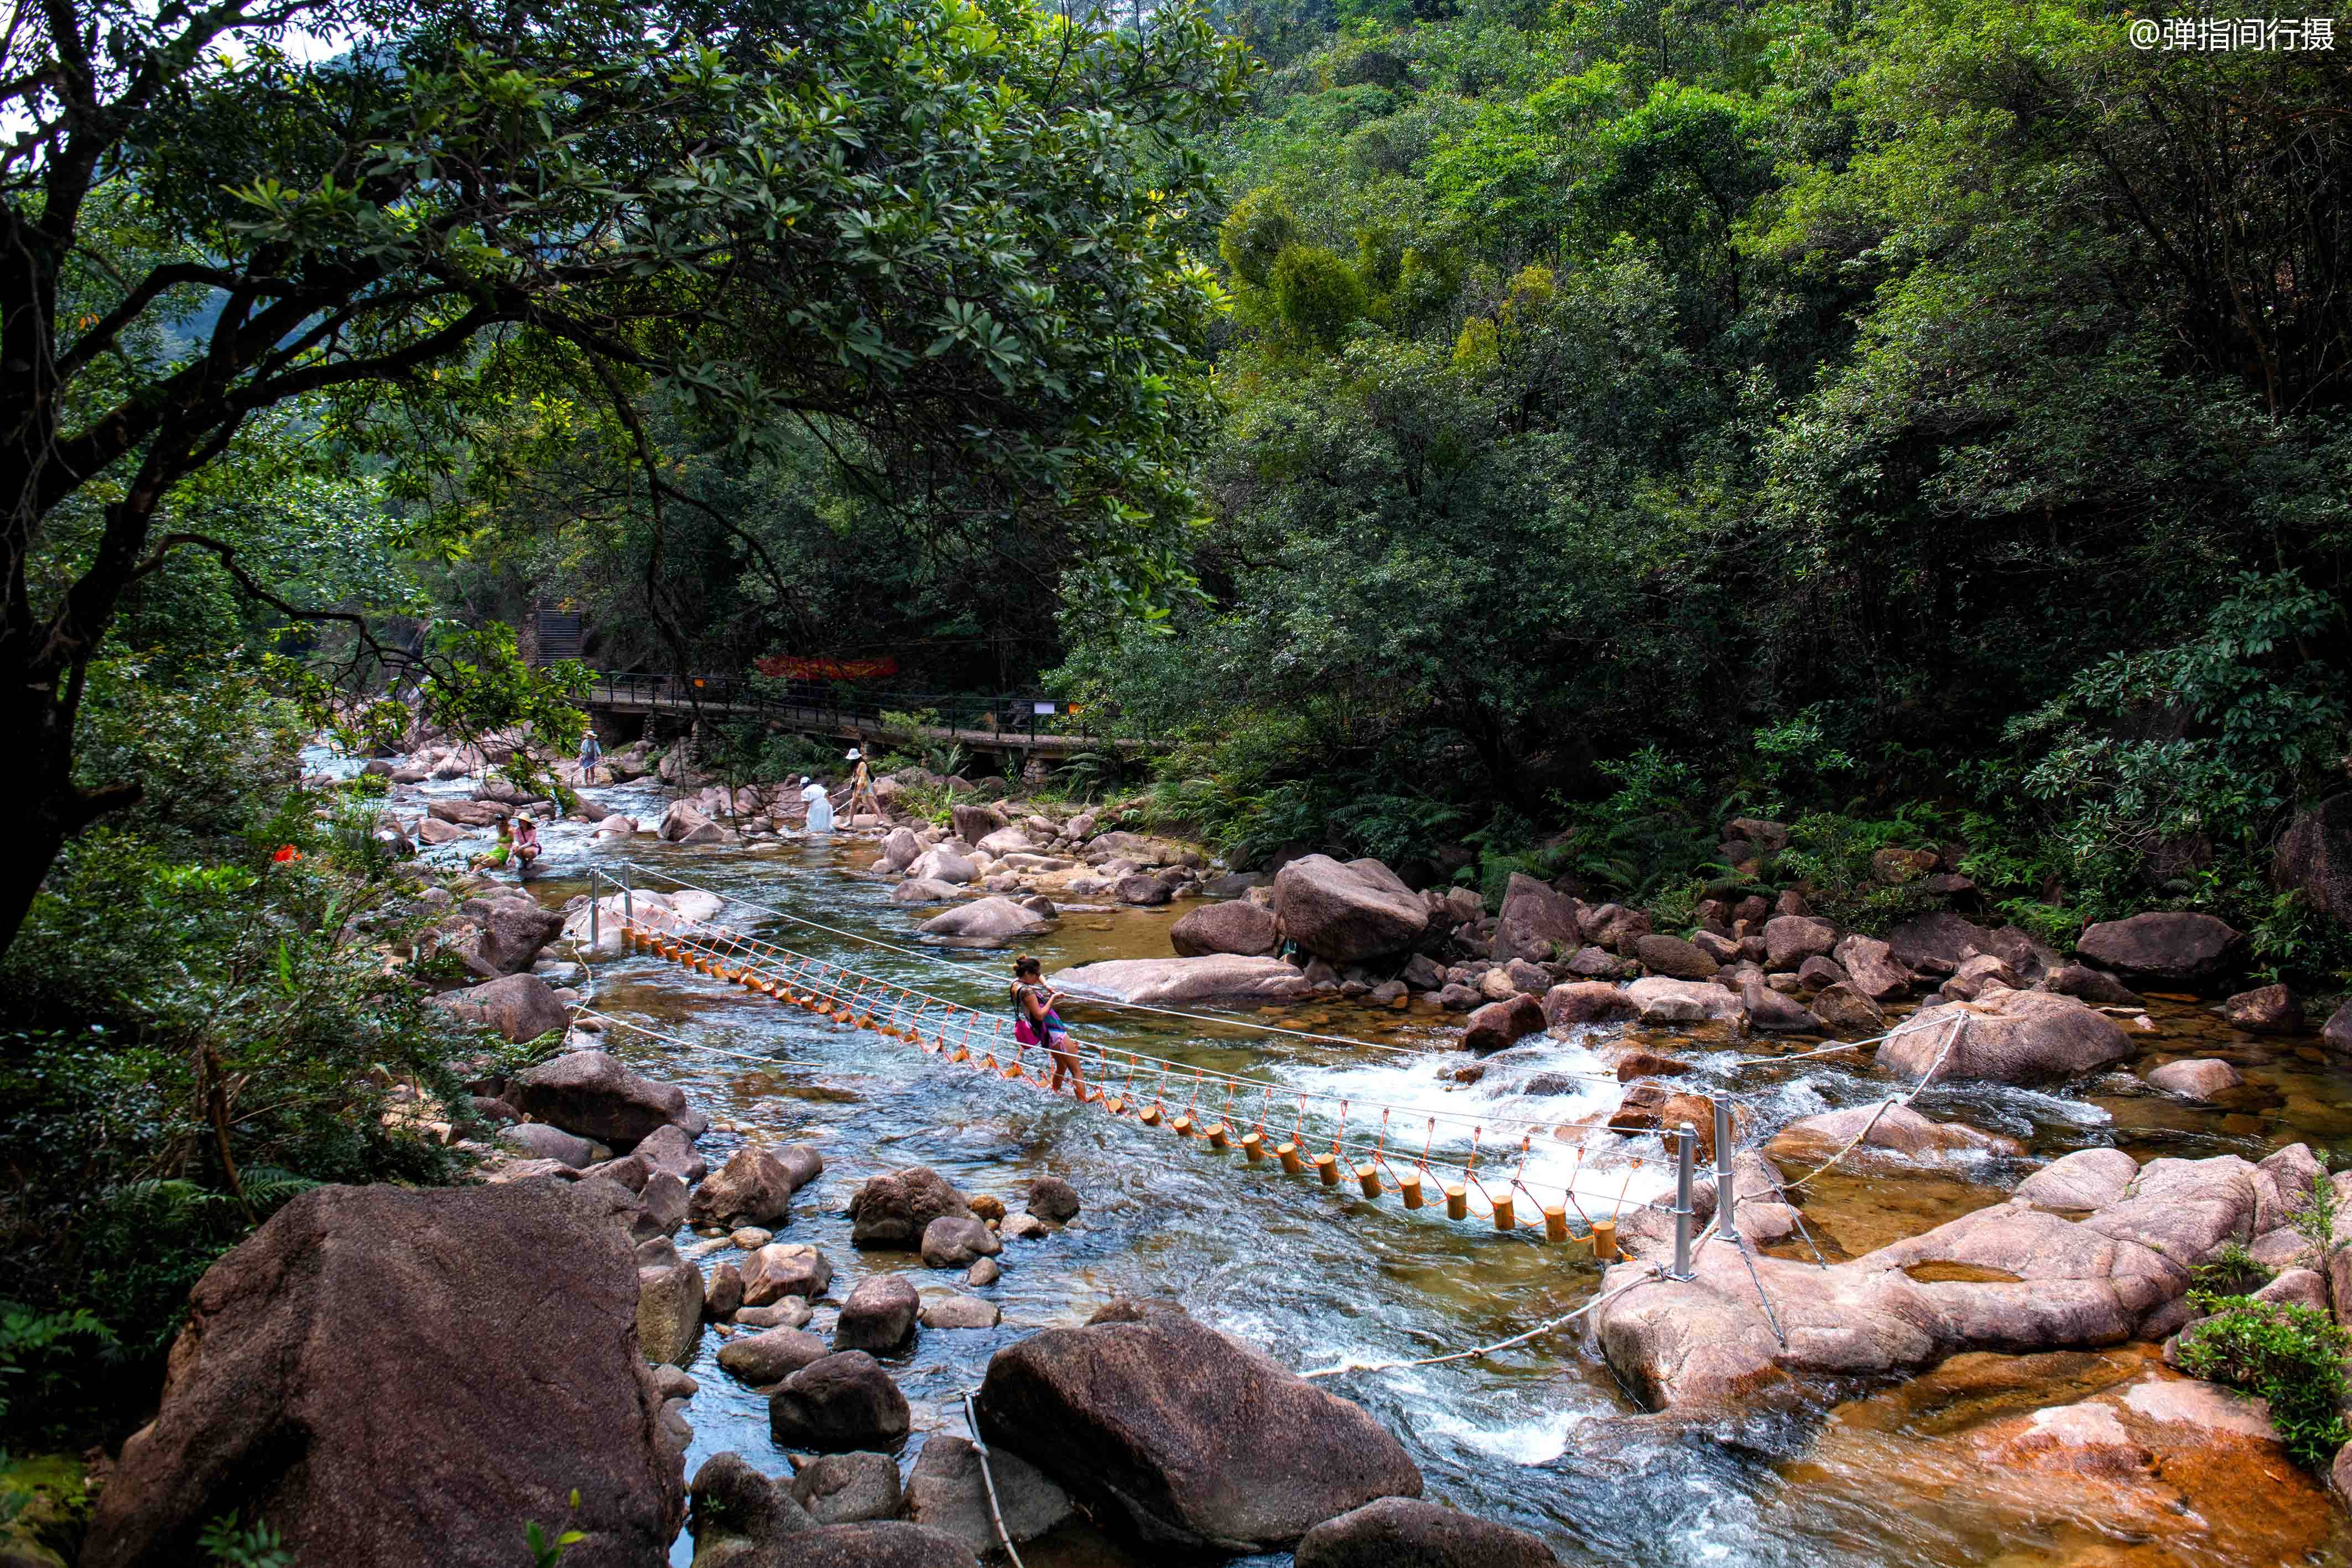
64, 751, 2352, 1568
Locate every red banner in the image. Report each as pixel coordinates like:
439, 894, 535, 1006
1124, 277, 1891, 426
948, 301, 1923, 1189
753, 655, 901, 681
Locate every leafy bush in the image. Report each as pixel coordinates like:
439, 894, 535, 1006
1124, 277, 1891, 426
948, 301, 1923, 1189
2177, 1292, 2351, 1471
0, 788, 481, 1442
1560, 748, 1735, 903
1775, 810, 1950, 933
2187, 1241, 2273, 1298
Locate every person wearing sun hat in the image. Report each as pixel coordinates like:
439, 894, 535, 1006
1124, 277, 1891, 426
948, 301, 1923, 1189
844, 746, 878, 820
510, 813, 543, 878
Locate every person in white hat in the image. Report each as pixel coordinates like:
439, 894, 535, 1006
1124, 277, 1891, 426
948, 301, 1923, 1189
844, 747, 877, 821
799, 774, 835, 835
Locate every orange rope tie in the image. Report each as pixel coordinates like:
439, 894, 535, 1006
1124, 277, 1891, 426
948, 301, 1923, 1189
1313, 1101, 1349, 1186
1172, 1071, 1206, 1138
1561, 1142, 1594, 1228
1361, 1109, 1394, 1200
1106, 1052, 1141, 1117
1138, 1065, 1171, 1127
1206, 1079, 1240, 1149
1612, 1159, 1644, 1221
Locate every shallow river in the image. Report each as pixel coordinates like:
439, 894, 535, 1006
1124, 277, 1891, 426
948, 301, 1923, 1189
406, 774, 2352, 1568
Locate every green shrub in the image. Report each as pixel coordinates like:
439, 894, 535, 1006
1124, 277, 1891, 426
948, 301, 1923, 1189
2291, 1172, 2339, 1250
2187, 1240, 2273, 1298
1774, 810, 1949, 934
2177, 1293, 2351, 1471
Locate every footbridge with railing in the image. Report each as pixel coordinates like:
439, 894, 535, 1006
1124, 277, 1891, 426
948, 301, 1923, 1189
582, 673, 1160, 759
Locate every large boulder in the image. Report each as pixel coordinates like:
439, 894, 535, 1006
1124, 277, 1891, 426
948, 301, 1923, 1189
2075, 912, 2245, 988
881, 826, 924, 872
973, 1311, 1422, 1553
688, 1451, 815, 1561
2146, 1058, 2244, 1101
660, 799, 725, 844
1877, 992, 2131, 1084
1881, 912, 2002, 973
1169, 900, 1282, 959
80, 1182, 683, 1568
430, 972, 570, 1044
740, 1243, 833, 1305
1830, 934, 1911, 1002
2223, 983, 2303, 1034
849, 1168, 973, 1250
1051, 955, 1311, 1006
508, 1050, 693, 1147
1762, 916, 1838, 971
908, 847, 978, 885
717, 1327, 829, 1385
688, 1144, 809, 1230
1592, 1150, 2279, 1413
920, 1217, 1002, 1269
2274, 794, 2352, 929
834, 1274, 920, 1353
474, 895, 565, 975
1763, 1105, 2022, 1171
1494, 874, 1580, 960
951, 802, 1010, 843
638, 1247, 705, 1366
903, 1434, 1073, 1555
768, 1352, 912, 1451
2326, 999, 2352, 1056
916, 897, 1049, 945
1623, 977, 1744, 1027
788, 1451, 903, 1526
1273, 855, 1430, 963
1542, 982, 1635, 1028
1294, 1498, 1559, 1568
1461, 996, 1544, 1055
1633, 934, 1719, 982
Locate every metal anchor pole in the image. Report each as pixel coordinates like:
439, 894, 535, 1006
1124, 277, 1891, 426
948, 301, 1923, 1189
1714, 1098, 1736, 1243
1672, 1122, 1697, 1282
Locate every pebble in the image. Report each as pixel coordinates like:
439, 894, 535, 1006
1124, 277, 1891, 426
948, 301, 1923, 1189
731, 1227, 774, 1250
964, 1257, 1001, 1288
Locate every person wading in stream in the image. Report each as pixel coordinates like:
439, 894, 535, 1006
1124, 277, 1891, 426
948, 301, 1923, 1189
1011, 954, 1087, 1101
575, 730, 603, 785
844, 747, 878, 820
799, 774, 835, 835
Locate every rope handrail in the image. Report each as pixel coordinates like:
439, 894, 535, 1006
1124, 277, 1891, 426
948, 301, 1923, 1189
612, 914, 1671, 1226
643, 905, 1719, 1152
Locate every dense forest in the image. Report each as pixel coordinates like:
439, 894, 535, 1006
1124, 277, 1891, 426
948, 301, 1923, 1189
3, 0, 2350, 1484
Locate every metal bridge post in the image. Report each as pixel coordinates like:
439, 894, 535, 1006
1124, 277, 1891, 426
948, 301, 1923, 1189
622, 863, 633, 924
1672, 1123, 1697, 1282
1714, 1100, 1735, 1242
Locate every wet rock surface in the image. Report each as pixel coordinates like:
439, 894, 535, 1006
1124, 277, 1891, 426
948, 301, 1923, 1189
81, 1182, 683, 1568
974, 1310, 1423, 1552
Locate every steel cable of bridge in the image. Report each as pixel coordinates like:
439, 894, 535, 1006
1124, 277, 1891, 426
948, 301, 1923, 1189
613, 914, 1677, 1236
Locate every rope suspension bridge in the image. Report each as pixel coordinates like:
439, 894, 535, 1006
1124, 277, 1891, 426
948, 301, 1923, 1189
577, 861, 1968, 1378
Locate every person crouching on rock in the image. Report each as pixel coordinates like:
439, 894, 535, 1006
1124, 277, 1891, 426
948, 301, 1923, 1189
1012, 954, 1087, 1102
511, 814, 542, 878
470, 817, 514, 874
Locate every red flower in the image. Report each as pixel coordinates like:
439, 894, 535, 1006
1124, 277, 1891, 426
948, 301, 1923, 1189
272, 845, 300, 863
